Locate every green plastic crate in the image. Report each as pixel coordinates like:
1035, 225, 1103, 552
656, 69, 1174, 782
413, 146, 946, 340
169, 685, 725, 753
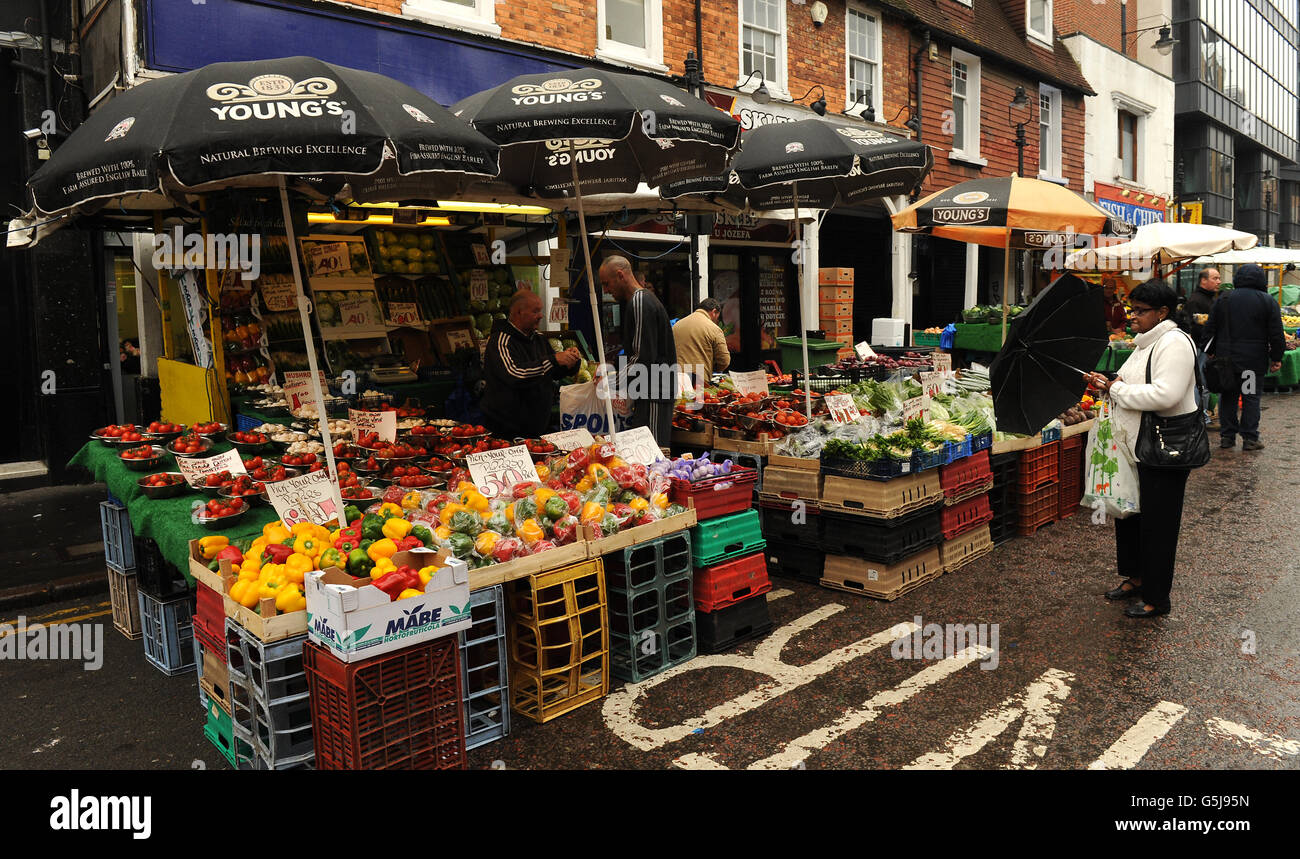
690, 509, 766, 567
203, 698, 252, 770
913, 331, 942, 347
777, 337, 843, 375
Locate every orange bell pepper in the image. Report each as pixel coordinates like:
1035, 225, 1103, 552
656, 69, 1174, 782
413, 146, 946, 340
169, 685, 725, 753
517, 518, 544, 546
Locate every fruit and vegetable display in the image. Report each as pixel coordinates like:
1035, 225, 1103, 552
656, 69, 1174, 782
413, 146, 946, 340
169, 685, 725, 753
649, 453, 741, 483
820, 417, 971, 465
962, 304, 1026, 324
818, 351, 933, 375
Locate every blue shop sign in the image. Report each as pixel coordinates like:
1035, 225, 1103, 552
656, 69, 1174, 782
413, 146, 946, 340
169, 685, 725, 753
1096, 198, 1165, 227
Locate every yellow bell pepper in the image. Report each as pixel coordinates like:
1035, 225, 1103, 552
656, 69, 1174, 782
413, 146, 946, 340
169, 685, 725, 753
262, 521, 291, 544
382, 518, 413, 541
397, 588, 424, 600
239, 558, 262, 580
535, 462, 550, 480
456, 480, 477, 493
379, 502, 404, 518
606, 455, 627, 470
198, 536, 229, 559
291, 521, 329, 542
504, 503, 515, 522
293, 534, 325, 561
285, 552, 314, 580
629, 496, 649, 512
650, 491, 669, 510
474, 530, 499, 557
401, 491, 422, 511
229, 579, 261, 608
275, 584, 306, 613
417, 565, 439, 586
367, 538, 398, 563
575, 476, 595, 493
434, 524, 452, 542
586, 463, 611, 481
517, 518, 544, 546
439, 503, 469, 527
248, 536, 268, 559
580, 501, 605, 525
369, 557, 397, 579
258, 572, 285, 601
533, 487, 557, 506
463, 492, 490, 515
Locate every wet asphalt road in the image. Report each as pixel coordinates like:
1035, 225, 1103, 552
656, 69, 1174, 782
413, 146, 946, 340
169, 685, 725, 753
2, 398, 1298, 772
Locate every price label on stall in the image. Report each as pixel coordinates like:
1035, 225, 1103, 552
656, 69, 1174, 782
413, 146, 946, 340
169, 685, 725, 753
728, 369, 769, 396
824, 394, 860, 425
305, 242, 350, 278
281, 370, 329, 411
471, 243, 491, 265
614, 425, 665, 465
469, 270, 490, 303
541, 428, 594, 451
902, 395, 930, 423
177, 449, 246, 489
259, 275, 297, 312
920, 371, 944, 399
855, 341, 877, 360
931, 352, 952, 373
349, 408, 397, 443
445, 329, 475, 351
386, 302, 421, 327
264, 469, 345, 529
467, 445, 541, 500
549, 297, 570, 325
337, 296, 375, 328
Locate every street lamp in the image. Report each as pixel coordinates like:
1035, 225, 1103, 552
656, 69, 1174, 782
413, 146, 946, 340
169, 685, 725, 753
738, 69, 771, 104
1007, 85, 1035, 177
1262, 168, 1277, 247
793, 84, 827, 116
842, 91, 876, 122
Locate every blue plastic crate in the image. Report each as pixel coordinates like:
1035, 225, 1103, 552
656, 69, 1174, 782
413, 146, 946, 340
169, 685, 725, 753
970, 432, 993, 453
100, 501, 135, 572
943, 436, 973, 465
234, 413, 261, 433
1040, 425, 1062, 444
458, 585, 511, 750
910, 447, 946, 472
137, 590, 196, 677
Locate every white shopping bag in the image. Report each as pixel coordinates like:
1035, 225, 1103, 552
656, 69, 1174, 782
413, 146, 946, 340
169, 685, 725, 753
558, 379, 632, 436
1080, 396, 1139, 520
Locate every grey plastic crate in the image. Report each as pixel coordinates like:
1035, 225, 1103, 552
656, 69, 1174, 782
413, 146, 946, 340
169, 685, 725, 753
710, 449, 765, 493
100, 500, 135, 572
458, 585, 510, 750
137, 590, 196, 676
610, 613, 697, 684
608, 564, 697, 683
230, 674, 314, 766
224, 618, 309, 703
195, 636, 208, 710
602, 531, 692, 593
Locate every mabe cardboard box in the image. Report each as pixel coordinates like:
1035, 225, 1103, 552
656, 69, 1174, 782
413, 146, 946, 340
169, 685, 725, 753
818, 267, 854, 285
305, 548, 471, 663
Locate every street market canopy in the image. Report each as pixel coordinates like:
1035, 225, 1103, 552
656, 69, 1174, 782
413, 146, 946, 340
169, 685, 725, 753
1064, 222, 1258, 272
1190, 246, 1300, 265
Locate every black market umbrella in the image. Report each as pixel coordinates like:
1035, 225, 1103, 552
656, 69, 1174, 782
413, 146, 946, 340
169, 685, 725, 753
21, 57, 501, 505
988, 273, 1110, 435
452, 68, 740, 438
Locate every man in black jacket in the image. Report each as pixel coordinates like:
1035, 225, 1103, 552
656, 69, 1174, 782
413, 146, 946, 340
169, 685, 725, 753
599, 254, 677, 446
1185, 267, 1221, 348
1205, 264, 1284, 451
480, 291, 581, 439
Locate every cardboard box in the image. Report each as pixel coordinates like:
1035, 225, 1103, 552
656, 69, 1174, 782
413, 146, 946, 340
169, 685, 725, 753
818, 267, 854, 286
819, 285, 853, 302
818, 317, 853, 335
819, 300, 853, 319
305, 548, 471, 663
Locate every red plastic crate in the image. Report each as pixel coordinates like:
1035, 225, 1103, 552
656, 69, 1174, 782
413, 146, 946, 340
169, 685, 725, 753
694, 552, 772, 613
1016, 442, 1059, 491
1056, 436, 1085, 519
304, 637, 465, 770
1016, 482, 1058, 535
940, 494, 993, 540
670, 467, 758, 520
938, 449, 993, 503
194, 581, 226, 662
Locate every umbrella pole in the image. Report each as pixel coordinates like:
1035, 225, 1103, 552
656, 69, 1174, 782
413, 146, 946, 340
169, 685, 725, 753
794, 181, 811, 417
1001, 232, 1012, 344
569, 156, 620, 442
278, 177, 344, 524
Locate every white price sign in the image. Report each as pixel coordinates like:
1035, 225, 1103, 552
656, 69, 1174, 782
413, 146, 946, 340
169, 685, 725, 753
469, 270, 490, 302
177, 449, 247, 489
855, 341, 877, 360
824, 393, 860, 425
306, 242, 350, 278
472, 243, 491, 265
386, 301, 421, 327
541, 428, 594, 451
281, 370, 329, 412
902, 395, 930, 423
445, 329, 475, 351
337, 296, 375, 328
349, 409, 397, 443
549, 297, 570, 325
259, 275, 297, 312
920, 371, 944, 399
467, 445, 541, 500
264, 469, 346, 529
614, 425, 664, 465
932, 352, 952, 372
728, 369, 769, 396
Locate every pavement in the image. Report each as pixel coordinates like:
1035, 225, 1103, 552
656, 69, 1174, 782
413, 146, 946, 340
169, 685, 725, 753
0, 397, 1298, 773
0, 481, 111, 611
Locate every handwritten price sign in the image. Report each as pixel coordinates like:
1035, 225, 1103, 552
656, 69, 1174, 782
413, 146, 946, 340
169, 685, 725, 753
386, 301, 421, 327
349, 409, 397, 443
729, 369, 769, 396
549, 298, 569, 325
467, 445, 540, 500
259, 275, 297, 312
472, 244, 491, 266
902, 395, 930, 423
469, 270, 489, 303
337, 296, 374, 328
282, 370, 329, 412
264, 469, 344, 528
306, 242, 350, 278
932, 352, 952, 373
614, 425, 664, 466
177, 449, 247, 489
542, 428, 594, 451
919, 371, 944, 399
824, 393, 860, 425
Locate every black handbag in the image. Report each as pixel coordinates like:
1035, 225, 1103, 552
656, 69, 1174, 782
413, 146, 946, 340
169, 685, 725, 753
1135, 331, 1210, 469
1204, 351, 1237, 394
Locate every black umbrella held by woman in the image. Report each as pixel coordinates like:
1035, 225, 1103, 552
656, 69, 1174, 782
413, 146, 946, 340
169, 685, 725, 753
989, 273, 1110, 435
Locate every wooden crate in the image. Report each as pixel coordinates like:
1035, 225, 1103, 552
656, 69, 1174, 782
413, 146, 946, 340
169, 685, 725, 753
767, 454, 820, 472
1061, 418, 1096, 439
670, 425, 714, 447
467, 540, 592, 591
188, 541, 308, 644
582, 509, 697, 557
712, 430, 777, 457
107, 566, 142, 640
820, 547, 942, 601
820, 471, 943, 518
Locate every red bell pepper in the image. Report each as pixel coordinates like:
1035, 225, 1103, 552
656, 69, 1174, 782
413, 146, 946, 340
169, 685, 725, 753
215, 545, 244, 565
393, 535, 422, 553
567, 446, 590, 469
261, 543, 294, 565
372, 570, 409, 601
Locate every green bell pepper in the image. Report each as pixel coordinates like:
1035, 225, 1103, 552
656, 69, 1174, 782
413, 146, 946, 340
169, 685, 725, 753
346, 548, 374, 578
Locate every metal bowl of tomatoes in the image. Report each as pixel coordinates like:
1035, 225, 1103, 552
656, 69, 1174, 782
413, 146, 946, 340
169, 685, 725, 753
167, 434, 215, 458
138, 471, 188, 498
194, 496, 248, 529
191, 421, 227, 442
92, 425, 147, 448
227, 430, 270, 455
119, 444, 167, 472
340, 483, 377, 502
219, 474, 267, 506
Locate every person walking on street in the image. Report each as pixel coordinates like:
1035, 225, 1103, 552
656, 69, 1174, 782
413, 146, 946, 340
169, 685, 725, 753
1204, 264, 1284, 451
1184, 267, 1221, 348
599, 254, 677, 447
480, 290, 581, 439
1102, 279, 1128, 334
672, 297, 730, 387
1084, 281, 1200, 619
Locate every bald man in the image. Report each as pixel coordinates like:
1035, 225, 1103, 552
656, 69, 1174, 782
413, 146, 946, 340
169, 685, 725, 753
480, 290, 581, 438
599, 254, 676, 445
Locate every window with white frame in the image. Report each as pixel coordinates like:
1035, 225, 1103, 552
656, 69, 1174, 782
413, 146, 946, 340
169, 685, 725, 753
1038, 84, 1062, 179
1117, 110, 1138, 181
950, 49, 982, 161
739, 0, 786, 96
402, 0, 499, 37
845, 4, 881, 116
1027, 0, 1052, 45
597, 0, 666, 71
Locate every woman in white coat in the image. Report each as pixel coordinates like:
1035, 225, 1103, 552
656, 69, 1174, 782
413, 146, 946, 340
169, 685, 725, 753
1084, 281, 1198, 618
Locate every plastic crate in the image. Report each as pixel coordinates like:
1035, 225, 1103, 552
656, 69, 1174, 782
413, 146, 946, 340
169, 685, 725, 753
989, 451, 1020, 481
137, 590, 196, 676
970, 432, 993, 453
764, 541, 825, 584
988, 517, 1016, 546
224, 619, 309, 705
690, 509, 766, 567
820, 471, 944, 518
1016, 482, 1058, 535
198, 636, 233, 713
107, 566, 141, 640
134, 537, 190, 599
940, 494, 993, 540
821, 454, 915, 481
195, 637, 208, 711
507, 559, 609, 725
670, 467, 759, 520
912, 446, 947, 472
943, 436, 973, 465
193, 580, 226, 658
609, 608, 696, 684
821, 506, 943, 565
1017, 441, 1059, 491
601, 531, 692, 593
695, 595, 772, 654
710, 450, 765, 493
230, 677, 314, 764
941, 525, 994, 573
758, 500, 822, 546
694, 552, 772, 613
305, 637, 466, 769
99, 501, 135, 572
821, 547, 943, 601
203, 698, 241, 770
234, 413, 261, 433
939, 449, 993, 504
778, 337, 843, 374
458, 586, 510, 750
913, 331, 942, 347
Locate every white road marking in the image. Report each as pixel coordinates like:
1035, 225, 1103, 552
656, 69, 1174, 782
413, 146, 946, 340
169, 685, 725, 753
1204, 717, 1300, 760
1087, 701, 1188, 770
603, 606, 918, 751
905, 668, 1075, 770
766, 589, 794, 601
671, 752, 729, 770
